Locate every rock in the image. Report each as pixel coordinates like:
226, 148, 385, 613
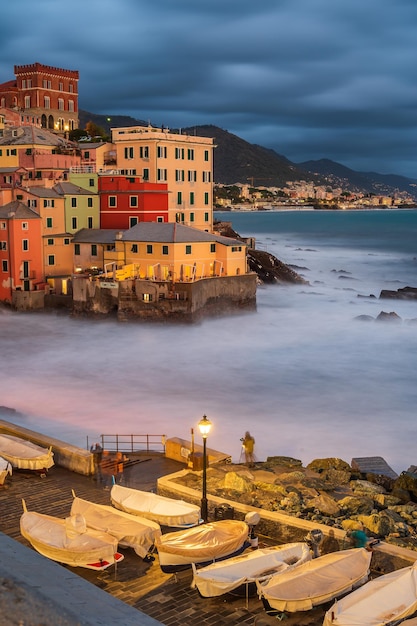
350, 479, 386, 496
338, 495, 375, 516
375, 311, 402, 322
305, 493, 341, 517
220, 471, 253, 493
393, 472, 417, 502
380, 286, 417, 300
307, 458, 352, 474
358, 512, 397, 536
354, 314, 375, 322
373, 493, 401, 507
265, 456, 303, 468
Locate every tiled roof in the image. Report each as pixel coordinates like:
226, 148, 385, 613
0, 200, 40, 219
71, 228, 122, 244
123, 222, 243, 246
53, 182, 92, 196
0, 126, 76, 147
25, 186, 61, 198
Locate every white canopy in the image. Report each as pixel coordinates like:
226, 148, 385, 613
0, 434, 54, 470
71, 495, 161, 558
111, 484, 200, 527
192, 542, 311, 597
323, 561, 417, 625
257, 548, 372, 612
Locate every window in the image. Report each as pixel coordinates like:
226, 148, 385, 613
109, 196, 117, 207
142, 293, 153, 302
157, 216, 164, 222
22, 222, 28, 230
185, 245, 192, 255
46, 217, 53, 228
204, 212, 209, 222
130, 196, 138, 207
210, 243, 216, 253
28, 200, 37, 208
68, 100, 74, 112
124, 147, 134, 159
0, 222, 6, 230
232, 246, 242, 252
131, 244, 138, 253
71, 197, 77, 208
69, 84, 73, 93
157, 146, 167, 158
47, 238, 54, 246
157, 169, 167, 181
203, 171, 211, 182
177, 191, 182, 205
74, 244, 80, 255
204, 150, 209, 162
91, 244, 97, 256
187, 149, 194, 160
140, 146, 149, 158
64, 238, 70, 245
188, 170, 197, 182
146, 244, 153, 254
0, 242, 6, 250
87, 197, 93, 208
190, 193, 195, 206
89, 178, 94, 187
142, 168, 149, 181
176, 212, 185, 223
44, 96, 50, 109
129, 217, 138, 227
2, 260, 8, 272
204, 193, 209, 205
175, 147, 184, 159
43, 199, 54, 208
24, 95, 31, 108
190, 212, 195, 222
162, 245, 168, 255
48, 255, 55, 266
59, 82, 63, 91
84, 151, 90, 159
88, 217, 93, 228
175, 169, 184, 182
72, 217, 77, 229
58, 98, 64, 111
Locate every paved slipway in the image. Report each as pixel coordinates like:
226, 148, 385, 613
0, 454, 327, 626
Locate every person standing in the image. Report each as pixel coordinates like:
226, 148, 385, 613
242, 431, 255, 467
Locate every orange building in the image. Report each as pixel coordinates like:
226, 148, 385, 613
0, 62, 79, 132
0, 201, 43, 303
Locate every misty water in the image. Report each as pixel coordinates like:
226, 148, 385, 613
1, 210, 416, 474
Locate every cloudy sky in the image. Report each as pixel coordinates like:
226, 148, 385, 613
1, 0, 417, 178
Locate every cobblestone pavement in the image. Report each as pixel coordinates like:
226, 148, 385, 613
0, 454, 326, 626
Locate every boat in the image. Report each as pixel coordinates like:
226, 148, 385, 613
323, 560, 417, 625
20, 500, 124, 571
70, 492, 161, 559
0, 456, 12, 485
110, 483, 201, 528
257, 548, 372, 613
155, 519, 250, 573
191, 542, 311, 598
0, 434, 54, 473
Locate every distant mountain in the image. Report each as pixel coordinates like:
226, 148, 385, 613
78, 111, 417, 200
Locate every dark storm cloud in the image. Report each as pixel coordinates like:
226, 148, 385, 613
2, 0, 417, 177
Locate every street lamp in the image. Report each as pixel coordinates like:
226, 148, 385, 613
198, 414, 212, 522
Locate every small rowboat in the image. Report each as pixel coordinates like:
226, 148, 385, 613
0, 456, 12, 485
20, 500, 124, 571
110, 483, 201, 528
257, 548, 372, 613
0, 434, 54, 473
155, 519, 250, 573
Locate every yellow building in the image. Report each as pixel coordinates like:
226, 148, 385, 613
111, 126, 214, 232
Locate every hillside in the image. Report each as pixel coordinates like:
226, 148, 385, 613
78, 110, 417, 200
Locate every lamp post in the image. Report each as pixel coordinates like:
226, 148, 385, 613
198, 414, 212, 523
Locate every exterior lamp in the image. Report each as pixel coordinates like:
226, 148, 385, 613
198, 414, 212, 522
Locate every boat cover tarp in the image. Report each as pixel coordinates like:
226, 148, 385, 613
71, 496, 161, 558
192, 542, 311, 597
257, 548, 372, 612
156, 519, 249, 562
323, 561, 417, 625
0, 456, 12, 485
111, 483, 200, 527
20, 510, 120, 569
0, 434, 54, 470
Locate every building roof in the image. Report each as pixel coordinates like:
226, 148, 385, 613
71, 223, 244, 246
0, 200, 40, 219
0, 126, 76, 148
53, 182, 93, 196
25, 186, 62, 198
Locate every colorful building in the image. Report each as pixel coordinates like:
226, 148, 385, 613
52, 181, 100, 234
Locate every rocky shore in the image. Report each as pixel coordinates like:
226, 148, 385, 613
173, 455, 417, 551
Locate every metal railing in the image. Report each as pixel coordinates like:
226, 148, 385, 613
87, 434, 166, 454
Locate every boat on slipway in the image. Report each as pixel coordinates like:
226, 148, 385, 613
257, 548, 372, 613
155, 519, 250, 573
0, 434, 54, 474
110, 483, 201, 528
20, 500, 124, 571
71, 492, 161, 559
0, 456, 12, 485
323, 560, 417, 625
191, 542, 311, 598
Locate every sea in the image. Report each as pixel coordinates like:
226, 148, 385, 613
1, 209, 416, 475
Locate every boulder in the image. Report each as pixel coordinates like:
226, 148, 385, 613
305, 493, 341, 517
350, 479, 386, 496
307, 458, 352, 473
220, 471, 253, 493
394, 472, 417, 502
338, 495, 375, 516
375, 311, 402, 322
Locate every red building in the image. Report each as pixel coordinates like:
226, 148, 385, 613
0, 62, 79, 132
98, 174, 169, 229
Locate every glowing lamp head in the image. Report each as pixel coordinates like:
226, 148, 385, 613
198, 414, 212, 438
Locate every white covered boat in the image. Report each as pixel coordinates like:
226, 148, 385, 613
71, 493, 161, 559
192, 542, 311, 598
257, 548, 372, 613
323, 560, 417, 626
110, 483, 200, 528
20, 500, 124, 571
155, 519, 250, 573
0, 434, 54, 472
0, 456, 12, 485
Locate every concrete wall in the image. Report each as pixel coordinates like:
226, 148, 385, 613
0, 420, 93, 475
165, 437, 232, 466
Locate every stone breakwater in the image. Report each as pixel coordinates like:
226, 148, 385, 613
173, 456, 417, 550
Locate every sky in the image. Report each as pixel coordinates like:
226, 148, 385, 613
1, 0, 417, 178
